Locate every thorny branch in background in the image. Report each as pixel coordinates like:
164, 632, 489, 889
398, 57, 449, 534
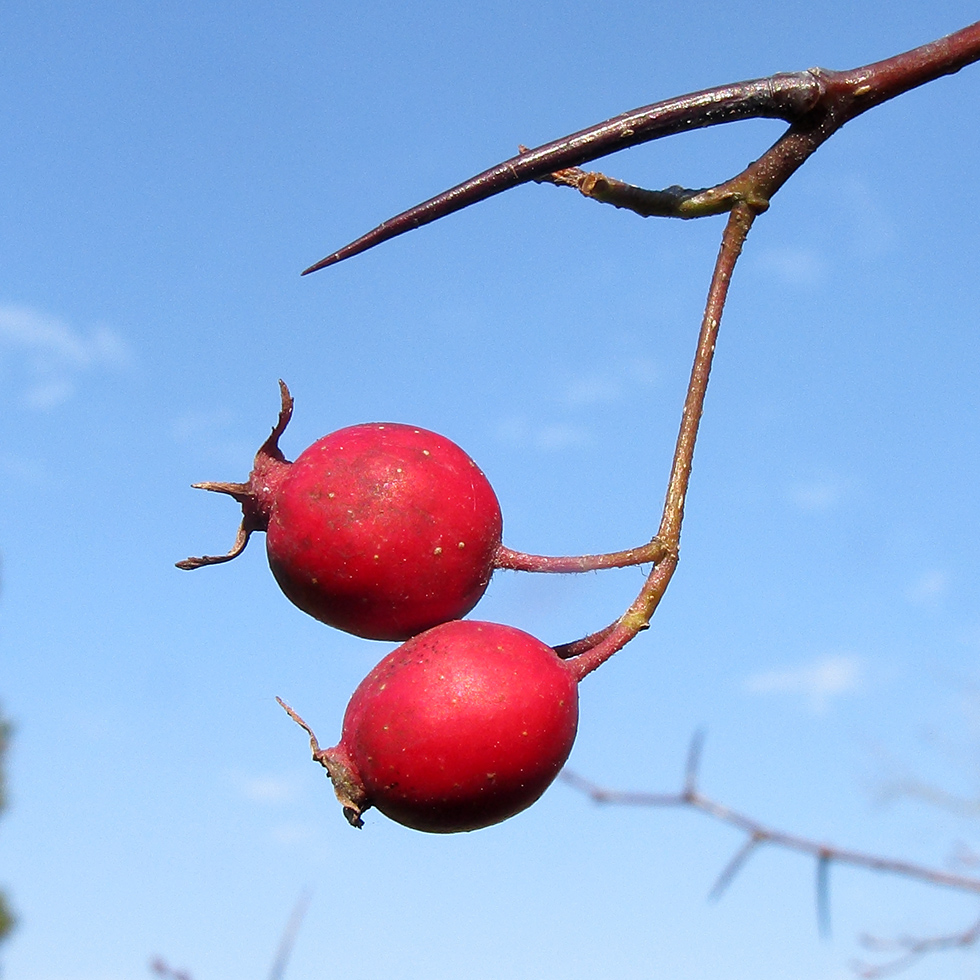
149, 888, 312, 980
563, 733, 980, 976
879, 774, 980, 821
150, 960, 192, 980
854, 916, 980, 979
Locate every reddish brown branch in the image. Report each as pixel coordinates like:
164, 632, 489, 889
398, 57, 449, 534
303, 20, 980, 273
302, 74, 818, 272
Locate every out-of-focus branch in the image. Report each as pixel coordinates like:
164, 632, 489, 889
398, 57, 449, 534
854, 916, 980, 978
565, 734, 980, 974
564, 732, 980, 918
150, 960, 193, 980
149, 887, 312, 980
267, 888, 312, 980
879, 775, 980, 820
0, 708, 14, 944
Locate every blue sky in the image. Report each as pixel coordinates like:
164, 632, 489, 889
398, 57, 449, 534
2, 3, 980, 979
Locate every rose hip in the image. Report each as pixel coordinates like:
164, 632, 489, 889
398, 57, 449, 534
178, 383, 502, 640
280, 619, 579, 833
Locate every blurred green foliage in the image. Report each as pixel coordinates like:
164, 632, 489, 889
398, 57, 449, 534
0, 709, 13, 943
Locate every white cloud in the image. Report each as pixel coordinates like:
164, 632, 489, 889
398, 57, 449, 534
562, 376, 622, 407
752, 246, 827, 287
744, 654, 862, 713
171, 407, 237, 443
0, 303, 133, 409
904, 569, 948, 606
271, 822, 317, 845
494, 416, 592, 451
836, 175, 896, 258
0, 453, 46, 483
232, 771, 301, 804
789, 480, 844, 512
559, 356, 659, 408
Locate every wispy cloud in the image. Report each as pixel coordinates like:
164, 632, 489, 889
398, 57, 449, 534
788, 479, 844, 512
904, 569, 948, 606
836, 175, 896, 258
0, 452, 47, 484
494, 416, 593, 451
271, 822, 317, 845
231, 771, 301, 805
559, 356, 658, 408
170, 406, 257, 468
744, 654, 862, 713
751, 246, 827, 287
495, 352, 658, 451
0, 303, 133, 409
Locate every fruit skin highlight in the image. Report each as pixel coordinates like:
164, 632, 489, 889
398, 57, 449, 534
178, 383, 502, 641
281, 619, 579, 833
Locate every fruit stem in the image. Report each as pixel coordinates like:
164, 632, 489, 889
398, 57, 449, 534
552, 623, 616, 659
494, 538, 667, 573
564, 204, 756, 680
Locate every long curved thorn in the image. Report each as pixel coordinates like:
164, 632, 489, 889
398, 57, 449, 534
302, 71, 822, 274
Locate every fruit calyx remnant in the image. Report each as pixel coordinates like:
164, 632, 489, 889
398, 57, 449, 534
276, 697, 369, 828
176, 380, 293, 570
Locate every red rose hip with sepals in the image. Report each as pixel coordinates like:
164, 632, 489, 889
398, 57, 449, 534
178, 383, 502, 640
279, 619, 580, 833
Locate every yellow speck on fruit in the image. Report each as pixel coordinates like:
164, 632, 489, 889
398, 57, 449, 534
521, 731, 528, 736
378, 425, 385, 429
486, 772, 496, 780
422, 450, 430, 456
328, 492, 335, 498
373, 554, 379, 560
457, 541, 465, 549
396, 467, 402, 473
311, 577, 318, 584
434, 546, 442, 555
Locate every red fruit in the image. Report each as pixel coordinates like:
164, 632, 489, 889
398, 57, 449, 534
281, 619, 579, 833
178, 383, 502, 640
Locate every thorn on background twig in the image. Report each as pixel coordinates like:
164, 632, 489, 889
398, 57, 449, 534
684, 728, 706, 796
816, 853, 832, 939
709, 835, 761, 900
